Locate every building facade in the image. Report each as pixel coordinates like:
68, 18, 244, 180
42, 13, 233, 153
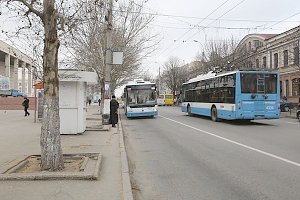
230, 26, 300, 104
0, 40, 36, 96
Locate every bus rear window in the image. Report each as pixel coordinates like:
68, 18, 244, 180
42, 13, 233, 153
241, 73, 256, 93
265, 74, 277, 94
241, 73, 277, 94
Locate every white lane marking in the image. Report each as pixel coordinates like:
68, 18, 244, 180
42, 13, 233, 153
160, 115, 300, 168
286, 121, 299, 125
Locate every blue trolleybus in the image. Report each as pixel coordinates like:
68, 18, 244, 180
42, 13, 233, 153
181, 70, 280, 121
124, 80, 158, 118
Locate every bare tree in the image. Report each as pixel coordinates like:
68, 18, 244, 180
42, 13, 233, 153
161, 57, 189, 96
140, 70, 154, 81
1, 0, 88, 171
1, 0, 64, 171
64, 0, 107, 112
68, 0, 158, 103
110, 0, 158, 90
190, 52, 207, 75
191, 37, 238, 75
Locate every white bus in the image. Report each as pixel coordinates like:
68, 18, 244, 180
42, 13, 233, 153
123, 80, 158, 118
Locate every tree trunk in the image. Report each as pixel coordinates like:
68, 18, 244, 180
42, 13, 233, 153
100, 79, 105, 114
40, 0, 64, 171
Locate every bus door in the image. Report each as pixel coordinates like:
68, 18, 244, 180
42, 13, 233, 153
255, 74, 266, 115
240, 73, 266, 117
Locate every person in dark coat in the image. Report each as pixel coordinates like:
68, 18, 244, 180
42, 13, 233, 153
22, 97, 30, 117
110, 95, 119, 127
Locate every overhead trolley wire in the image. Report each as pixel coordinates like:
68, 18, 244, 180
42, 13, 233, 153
113, 9, 300, 24
163, 0, 248, 58
158, 0, 231, 56
262, 10, 300, 31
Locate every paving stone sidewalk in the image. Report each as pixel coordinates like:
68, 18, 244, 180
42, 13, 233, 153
0, 104, 123, 200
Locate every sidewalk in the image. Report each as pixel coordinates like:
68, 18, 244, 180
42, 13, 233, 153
280, 108, 297, 119
0, 105, 124, 200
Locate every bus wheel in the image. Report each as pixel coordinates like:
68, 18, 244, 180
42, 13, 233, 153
211, 107, 218, 122
187, 105, 192, 116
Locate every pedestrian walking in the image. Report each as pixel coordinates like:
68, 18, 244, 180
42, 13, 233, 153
98, 98, 101, 106
110, 95, 119, 128
22, 97, 30, 117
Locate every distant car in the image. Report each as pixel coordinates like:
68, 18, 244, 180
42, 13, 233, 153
0, 89, 23, 97
117, 99, 124, 108
157, 95, 165, 106
280, 99, 293, 112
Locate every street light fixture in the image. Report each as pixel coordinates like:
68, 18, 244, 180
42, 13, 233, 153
193, 40, 205, 52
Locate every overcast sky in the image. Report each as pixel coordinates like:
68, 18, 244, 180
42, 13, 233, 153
141, 0, 300, 76
1, 0, 300, 78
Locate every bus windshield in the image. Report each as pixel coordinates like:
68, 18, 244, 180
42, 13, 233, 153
241, 73, 277, 94
165, 95, 173, 99
127, 89, 156, 107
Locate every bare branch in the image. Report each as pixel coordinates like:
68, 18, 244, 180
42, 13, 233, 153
10, 0, 43, 19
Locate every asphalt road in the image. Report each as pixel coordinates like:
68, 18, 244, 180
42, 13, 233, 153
121, 106, 300, 200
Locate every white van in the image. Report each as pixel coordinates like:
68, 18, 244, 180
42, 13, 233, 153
157, 95, 165, 106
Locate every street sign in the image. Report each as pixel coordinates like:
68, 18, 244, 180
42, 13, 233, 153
112, 52, 123, 65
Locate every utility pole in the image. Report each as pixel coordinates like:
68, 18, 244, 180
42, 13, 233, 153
103, 0, 113, 124
158, 66, 161, 94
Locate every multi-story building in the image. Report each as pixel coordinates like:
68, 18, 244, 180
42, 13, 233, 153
0, 40, 37, 96
230, 25, 300, 104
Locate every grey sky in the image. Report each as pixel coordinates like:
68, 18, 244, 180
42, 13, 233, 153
1, 0, 300, 78
142, 0, 300, 75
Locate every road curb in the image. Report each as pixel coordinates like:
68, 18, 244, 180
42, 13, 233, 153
119, 116, 134, 200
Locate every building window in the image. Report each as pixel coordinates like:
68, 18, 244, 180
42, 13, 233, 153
248, 61, 253, 68
285, 80, 289, 97
283, 50, 288, 66
292, 78, 300, 96
262, 56, 267, 68
256, 59, 259, 68
254, 40, 259, 49
274, 53, 278, 68
294, 47, 299, 65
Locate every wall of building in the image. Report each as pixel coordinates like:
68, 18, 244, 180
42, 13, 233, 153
0, 40, 36, 96
0, 97, 35, 110
232, 26, 300, 104
0, 61, 5, 75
